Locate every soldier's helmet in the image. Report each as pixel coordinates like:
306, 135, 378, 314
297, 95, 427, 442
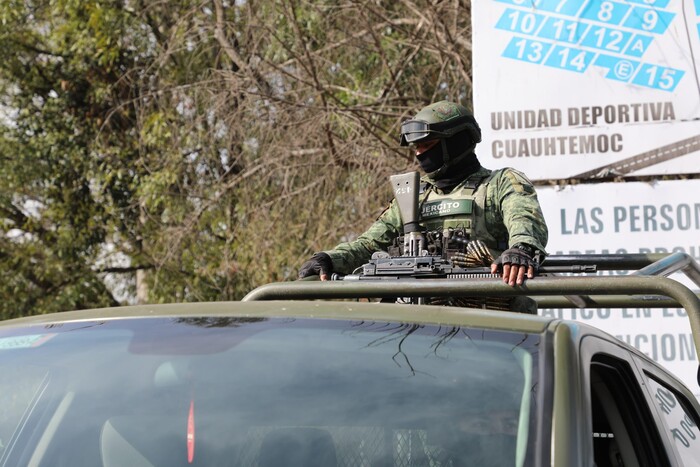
400, 100, 481, 149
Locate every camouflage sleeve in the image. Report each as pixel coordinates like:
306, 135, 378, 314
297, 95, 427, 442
323, 201, 403, 274
488, 168, 549, 254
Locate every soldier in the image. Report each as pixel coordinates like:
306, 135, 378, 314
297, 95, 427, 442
298, 100, 548, 303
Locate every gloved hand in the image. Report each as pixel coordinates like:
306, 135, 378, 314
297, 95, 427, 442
298, 252, 333, 281
490, 244, 540, 286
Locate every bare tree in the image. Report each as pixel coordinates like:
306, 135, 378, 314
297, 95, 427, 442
0, 0, 475, 313
125, 0, 476, 301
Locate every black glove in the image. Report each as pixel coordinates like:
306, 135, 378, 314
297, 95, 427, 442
492, 244, 540, 271
298, 252, 333, 279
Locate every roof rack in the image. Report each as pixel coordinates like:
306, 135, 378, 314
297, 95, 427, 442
244, 252, 700, 365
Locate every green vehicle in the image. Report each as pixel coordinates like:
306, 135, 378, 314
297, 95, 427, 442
0, 252, 699, 467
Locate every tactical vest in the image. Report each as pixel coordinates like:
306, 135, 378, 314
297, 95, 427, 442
418, 170, 508, 256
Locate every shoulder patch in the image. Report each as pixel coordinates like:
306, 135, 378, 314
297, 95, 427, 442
503, 168, 536, 194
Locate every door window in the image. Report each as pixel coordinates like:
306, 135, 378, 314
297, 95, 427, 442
589, 355, 669, 467
645, 375, 700, 467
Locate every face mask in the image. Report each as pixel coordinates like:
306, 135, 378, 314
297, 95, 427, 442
416, 130, 478, 178
416, 142, 444, 174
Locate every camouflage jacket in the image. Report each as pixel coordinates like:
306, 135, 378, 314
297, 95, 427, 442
323, 167, 549, 275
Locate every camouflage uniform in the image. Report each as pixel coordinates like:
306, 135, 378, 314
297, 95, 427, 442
323, 166, 548, 276
300, 100, 549, 312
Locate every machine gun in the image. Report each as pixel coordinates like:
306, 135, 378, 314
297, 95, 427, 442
333, 172, 595, 305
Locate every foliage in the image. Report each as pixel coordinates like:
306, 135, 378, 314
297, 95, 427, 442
0, 0, 475, 316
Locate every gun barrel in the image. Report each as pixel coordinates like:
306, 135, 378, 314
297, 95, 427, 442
332, 264, 597, 280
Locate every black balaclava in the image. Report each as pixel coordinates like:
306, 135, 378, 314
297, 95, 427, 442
417, 130, 481, 192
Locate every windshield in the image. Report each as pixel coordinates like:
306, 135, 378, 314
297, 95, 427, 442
0, 317, 543, 467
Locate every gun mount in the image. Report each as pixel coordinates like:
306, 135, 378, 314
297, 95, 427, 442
251, 172, 700, 385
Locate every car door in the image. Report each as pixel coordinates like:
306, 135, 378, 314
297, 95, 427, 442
580, 334, 673, 467
631, 354, 700, 467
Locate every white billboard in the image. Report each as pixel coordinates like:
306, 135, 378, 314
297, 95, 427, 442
537, 180, 700, 399
472, 0, 700, 180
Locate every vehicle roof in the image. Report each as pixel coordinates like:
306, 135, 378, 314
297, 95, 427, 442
2, 253, 699, 365
0, 300, 554, 334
